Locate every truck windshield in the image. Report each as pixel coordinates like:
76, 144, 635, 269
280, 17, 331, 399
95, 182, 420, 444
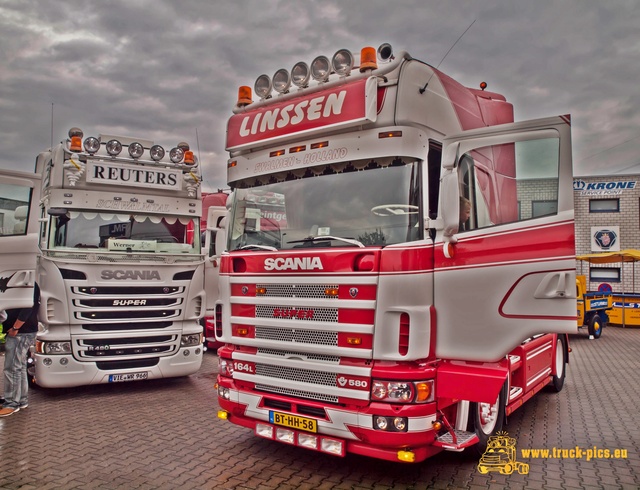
228, 157, 422, 251
48, 211, 200, 254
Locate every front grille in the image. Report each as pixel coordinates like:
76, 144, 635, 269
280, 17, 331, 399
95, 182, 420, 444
76, 298, 179, 307
82, 321, 172, 332
77, 309, 178, 320
255, 327, 337, 346
255, 383, 338, 404
255, 305, 338, 322
96, 358, 160, 370
257, 348, 340, 363
256, 284, 339, 299
45, 250, 202, 263
74, 286, 181, 295
256, 363, 336, 387
76, 334, 179, 360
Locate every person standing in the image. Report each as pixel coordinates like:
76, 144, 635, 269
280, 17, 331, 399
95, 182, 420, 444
0, 284, 40, 417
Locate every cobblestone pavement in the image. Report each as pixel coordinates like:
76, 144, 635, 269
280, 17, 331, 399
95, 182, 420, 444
0, 326, 638, 489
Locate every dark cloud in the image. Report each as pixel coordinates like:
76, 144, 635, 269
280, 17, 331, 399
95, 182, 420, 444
1, 0, 638, 190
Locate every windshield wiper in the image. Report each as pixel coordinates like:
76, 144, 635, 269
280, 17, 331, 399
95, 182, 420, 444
236, 244, 278, 252
287, 235, 365, 248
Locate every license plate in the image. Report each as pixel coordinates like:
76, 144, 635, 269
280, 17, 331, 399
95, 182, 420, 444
108, 372, 149, 383
269, 411, 317, 433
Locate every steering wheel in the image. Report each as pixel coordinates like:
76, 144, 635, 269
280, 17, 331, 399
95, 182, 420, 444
371, 204, 419, 216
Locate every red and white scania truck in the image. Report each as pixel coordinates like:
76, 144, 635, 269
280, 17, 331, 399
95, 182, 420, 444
0, 128, 205, 387
214, 44, 576, 463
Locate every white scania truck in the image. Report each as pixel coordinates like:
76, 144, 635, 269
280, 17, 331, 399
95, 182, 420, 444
0, 128, 205, 387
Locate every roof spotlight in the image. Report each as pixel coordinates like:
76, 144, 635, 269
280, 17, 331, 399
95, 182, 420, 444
170, 146, 185, 164
377, 43, 394, 62
291, 61, 310, 88
83, 136, 101, 155
332, 49, 354, 76
254, 74, 272, 99
106, 139, 123, 157
128, 142, 144, 159
310, 55, 331, 82
149, 144, 165, 161
272, 68, 291, 94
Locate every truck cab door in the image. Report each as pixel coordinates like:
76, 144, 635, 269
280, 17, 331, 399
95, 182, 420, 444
0, 168, 42, 311
434, 115, 576, 362
203, 206, 227, 319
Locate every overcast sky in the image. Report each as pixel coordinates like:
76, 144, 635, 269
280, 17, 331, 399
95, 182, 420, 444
1, 0, 638, 192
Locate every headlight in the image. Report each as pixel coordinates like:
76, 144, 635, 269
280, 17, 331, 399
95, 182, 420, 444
371, 380, 434, 404
181, 333, 202, 347
41, 341, 72, 355
219, 358, 234, 377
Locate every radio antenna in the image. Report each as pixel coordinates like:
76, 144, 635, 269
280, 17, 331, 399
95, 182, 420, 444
51, 103, 54, 149
419, 18, 477, 94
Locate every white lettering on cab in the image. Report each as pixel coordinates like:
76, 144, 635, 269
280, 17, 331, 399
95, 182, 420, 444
239, 91, 347, 137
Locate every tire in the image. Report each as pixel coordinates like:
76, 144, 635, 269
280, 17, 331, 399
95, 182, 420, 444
549, 336, 567, 393
588, 314, 603, 339
26, 350, 37, 388
468, 382, 506, 455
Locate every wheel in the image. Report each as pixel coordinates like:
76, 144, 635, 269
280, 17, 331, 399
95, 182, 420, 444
468, 382, 506, 455
588, 314, 603, 339
549, 336, 567, 393
26, 350, 37, 388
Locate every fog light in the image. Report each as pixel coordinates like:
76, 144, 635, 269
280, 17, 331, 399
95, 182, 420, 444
275, 428, 295, 444
195, 348, 201, 355
320, 438, 343, 456
298, 433, 318, 450
60, 358, 68, 365
43, 358, 52, 366
256, 424, 274, 439
393, 417, 407, 431
374, 416, 388, 430
183, 350, 190, 356
217, 386, 230, 400
397, 450, 415, 463
217, 410, 229, 420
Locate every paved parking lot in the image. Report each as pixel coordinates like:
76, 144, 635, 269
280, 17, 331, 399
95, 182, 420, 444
1, 326, 638, 489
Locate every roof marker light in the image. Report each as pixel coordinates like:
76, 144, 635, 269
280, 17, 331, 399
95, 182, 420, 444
360, 46, 377, 72
255, 74, 272, 99
310, 55, 331, 82
273, 68, 291, 94
291, 61, 310, 88
332, 49, 354, 77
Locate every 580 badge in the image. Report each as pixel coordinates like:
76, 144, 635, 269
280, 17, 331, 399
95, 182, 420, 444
233, 361, 256, 374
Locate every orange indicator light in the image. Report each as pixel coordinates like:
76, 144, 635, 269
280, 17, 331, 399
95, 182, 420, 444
347, 337, 362, 345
